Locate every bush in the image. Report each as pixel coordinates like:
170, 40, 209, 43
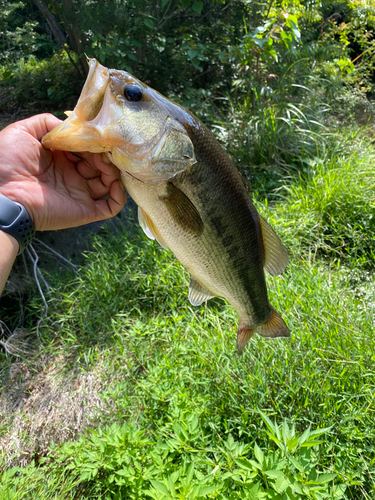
0, 52, 84, 115
0, 414, 345, 499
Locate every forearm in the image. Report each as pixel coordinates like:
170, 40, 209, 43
0, 231, 19, 295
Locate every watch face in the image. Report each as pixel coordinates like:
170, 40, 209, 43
0, 195, 35, 253
0, 195, 21, 225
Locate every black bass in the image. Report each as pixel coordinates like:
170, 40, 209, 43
42, 59, 290, 353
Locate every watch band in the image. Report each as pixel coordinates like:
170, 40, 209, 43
0, 194, 35, 254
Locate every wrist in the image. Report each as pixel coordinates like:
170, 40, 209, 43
0, 231, 19, 295
0, 230, 19, 254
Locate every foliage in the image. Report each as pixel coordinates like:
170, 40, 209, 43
0, 0, 55, 64
0, 464, 78, 499
0, 412, 347, 498
1, 0, 374, 127
0, 52, 83, 115
320, 0, 375, 96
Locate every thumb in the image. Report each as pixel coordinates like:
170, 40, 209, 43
18, 114, 62, 141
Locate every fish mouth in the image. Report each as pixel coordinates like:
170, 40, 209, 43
42, 58, 197, 183
42, 59, 114, 152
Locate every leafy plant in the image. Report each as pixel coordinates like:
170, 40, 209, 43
0, 412, 345, 499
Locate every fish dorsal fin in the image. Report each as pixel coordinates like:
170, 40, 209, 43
160, 183, 204, 236
259, 216, 288, 276
239, 171, 250, 192
138, 207, 168, 249
188, 276, 214, 306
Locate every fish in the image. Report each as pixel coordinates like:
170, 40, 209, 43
42, 58, 290, 354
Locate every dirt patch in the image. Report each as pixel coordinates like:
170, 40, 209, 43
0, 349, 120, 468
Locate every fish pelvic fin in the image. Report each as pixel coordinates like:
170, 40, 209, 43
257, 308, 290, 339
259, 216, 288, 276
237, 308, 290, 354
138, 207, 168, 249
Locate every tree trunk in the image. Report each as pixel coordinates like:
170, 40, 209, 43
62, 0, 88, 76
32, 0, 87, 78
32, 0, 67, 47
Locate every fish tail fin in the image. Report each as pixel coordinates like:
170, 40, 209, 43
237, 308, 290, 355
257, 308, 290, 339
237, 325, 255, 355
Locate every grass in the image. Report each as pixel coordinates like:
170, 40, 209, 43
0, 129, 375, 498
274, 133, 375, 267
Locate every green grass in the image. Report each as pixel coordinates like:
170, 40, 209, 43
273, 134, 375, 267
1, 131, 375, 498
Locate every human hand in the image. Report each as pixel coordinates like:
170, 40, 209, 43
0, 113, 126, 231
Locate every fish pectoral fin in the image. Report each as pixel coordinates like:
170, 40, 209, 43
188, 277, 214, 306
256, 308, 290, 338
160, 183, 204, 236
259, 216, 289, 276
138, 207, 168, 249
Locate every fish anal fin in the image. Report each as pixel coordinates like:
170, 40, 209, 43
138, 207, 168, 249
257, 308, 290, 339
259, 216, 288, 276
188, 276, 214, 306
160, 182, 203, 236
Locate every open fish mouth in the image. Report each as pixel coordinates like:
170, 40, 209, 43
42, 58, 197, 183
42, 59, 115, 153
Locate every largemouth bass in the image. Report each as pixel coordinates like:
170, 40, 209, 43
42, 59, 290, 353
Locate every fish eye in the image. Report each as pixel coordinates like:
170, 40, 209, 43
123, 84, 143, 102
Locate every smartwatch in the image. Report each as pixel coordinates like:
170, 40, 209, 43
0, 194, 35, 254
